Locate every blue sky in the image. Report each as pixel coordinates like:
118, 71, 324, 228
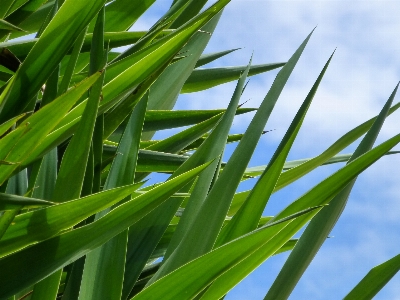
134, 1, 400, 299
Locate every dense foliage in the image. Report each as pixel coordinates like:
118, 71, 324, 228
0, 0, 399, 299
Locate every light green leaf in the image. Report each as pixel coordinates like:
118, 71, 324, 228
161, 59, 252, 266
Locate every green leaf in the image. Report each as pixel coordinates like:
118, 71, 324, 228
2, 0, 52, 41
343, 254, 400, 300
102, 147, 188, 173
274, 101, 400, 192
145, 113, 223, 153
0, 193, 54, 210
0, 169, 27, 239
0, 0, 108, 123
0, 31, 171, 59
264, 83, 399, 300
244, 151, 400, 177
99, 0, 157, 32
271, 134, 400, 223
30, 270, 62, 300
181, 133, 243, 153
0, 48, 20, 72
54, 1, 230, 133
216, 51, 335, 246
0, 72, 101, 185
58, 27, 88, 96
161, 59, 252, 265
195, 48, 240, 68
141, 108, 254, 132
170, 0, 209, 28
80, 93, 148, 300
2, 0, 30, 18
182, 63, 285, 93
0, 19, 24, 32
0, 112, 26, 137
155, 29, 314, 280
124, 41, 244, 295
0, 0, 14, 18
0, 161, 211, 299
53, 61, 105, 203
132, 209, 316, 300
0, 182, 143, 258
139, 9, 224, 141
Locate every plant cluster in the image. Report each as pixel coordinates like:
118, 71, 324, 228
0, 0, 399, 299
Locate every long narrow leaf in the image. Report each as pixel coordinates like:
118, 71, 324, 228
0, 161, 211, 298
264, 84, 399, 300
154, 29, 314, 280
343, 254, 400, 300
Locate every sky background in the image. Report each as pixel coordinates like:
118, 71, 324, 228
130, 1, 400, 299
